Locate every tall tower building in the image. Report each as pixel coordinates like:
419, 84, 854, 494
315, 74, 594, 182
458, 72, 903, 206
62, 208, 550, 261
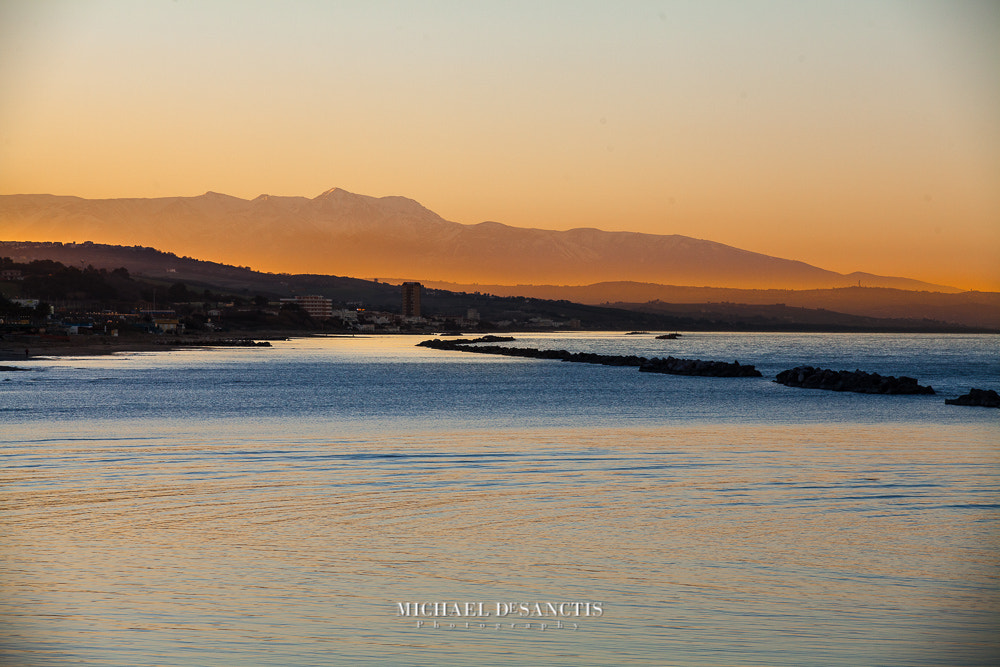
401, 282, 422, 318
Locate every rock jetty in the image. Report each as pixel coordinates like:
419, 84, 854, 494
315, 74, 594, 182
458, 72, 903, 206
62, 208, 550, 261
451, 335, 517, 344
639, 356, 761, 377
162, 338, 273, 348
417, 338, 761, 377
775, 366, 934, 395
945, 388, 1000, 408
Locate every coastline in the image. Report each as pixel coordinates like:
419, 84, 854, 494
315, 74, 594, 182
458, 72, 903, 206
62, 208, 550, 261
0, 332, 292, 362
4, 327, 999, 364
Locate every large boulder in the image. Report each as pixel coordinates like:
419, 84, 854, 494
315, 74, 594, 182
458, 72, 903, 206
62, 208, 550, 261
945, 388, 1000, 408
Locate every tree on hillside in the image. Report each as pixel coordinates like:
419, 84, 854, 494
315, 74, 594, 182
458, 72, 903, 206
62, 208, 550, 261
278, 301, 315, 327
167, 282, 192, 303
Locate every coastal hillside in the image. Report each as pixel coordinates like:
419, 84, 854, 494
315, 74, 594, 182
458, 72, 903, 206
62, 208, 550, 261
1, 241, 993, 332
413, 279, 1000, 329
0, 189, 957, 291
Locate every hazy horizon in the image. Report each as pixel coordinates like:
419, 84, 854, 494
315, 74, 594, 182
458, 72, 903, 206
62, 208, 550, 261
1, 1, 998, 289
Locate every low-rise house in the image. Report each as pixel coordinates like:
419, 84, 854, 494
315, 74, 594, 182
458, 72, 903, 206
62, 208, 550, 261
154, 318, 182, 333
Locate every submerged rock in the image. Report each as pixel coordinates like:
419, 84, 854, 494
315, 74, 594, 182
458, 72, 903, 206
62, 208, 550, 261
774, 366, 934, 395
945, 388, 1000, 408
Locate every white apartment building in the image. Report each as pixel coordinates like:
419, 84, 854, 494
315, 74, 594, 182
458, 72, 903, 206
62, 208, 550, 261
280, 295, 333, 319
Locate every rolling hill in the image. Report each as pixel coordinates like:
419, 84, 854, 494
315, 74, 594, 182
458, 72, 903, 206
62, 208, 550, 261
1, 241, 994, 330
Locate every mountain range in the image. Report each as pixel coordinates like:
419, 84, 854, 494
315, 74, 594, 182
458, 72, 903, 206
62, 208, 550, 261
0, 188, 956, 291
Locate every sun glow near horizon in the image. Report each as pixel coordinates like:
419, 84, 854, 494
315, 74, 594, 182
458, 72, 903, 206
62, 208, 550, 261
1, 1, 997, 291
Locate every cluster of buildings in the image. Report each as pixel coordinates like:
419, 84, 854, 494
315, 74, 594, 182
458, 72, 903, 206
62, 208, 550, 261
278, 282, 482, 332
4, 279, 580, 337
281, 283, 422, 318
281, 283, 421, 320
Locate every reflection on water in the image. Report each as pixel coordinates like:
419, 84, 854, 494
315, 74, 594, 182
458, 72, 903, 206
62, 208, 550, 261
2, 334, 999, 666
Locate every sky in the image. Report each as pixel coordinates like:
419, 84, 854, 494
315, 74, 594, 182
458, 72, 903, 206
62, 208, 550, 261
1, 0, 998, 290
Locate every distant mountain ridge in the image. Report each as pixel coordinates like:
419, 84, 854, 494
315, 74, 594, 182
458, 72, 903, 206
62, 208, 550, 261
0, 188, 958, 291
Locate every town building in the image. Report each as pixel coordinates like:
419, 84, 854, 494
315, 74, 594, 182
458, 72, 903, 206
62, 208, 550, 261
280, 295, 333, 319
332, 308, 359, 323
401, 282, 422, 318
153, 318, 182, 333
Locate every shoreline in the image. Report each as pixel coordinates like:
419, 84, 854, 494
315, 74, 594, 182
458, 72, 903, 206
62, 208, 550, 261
3, 327, 998, 364
0, 332, 295, 362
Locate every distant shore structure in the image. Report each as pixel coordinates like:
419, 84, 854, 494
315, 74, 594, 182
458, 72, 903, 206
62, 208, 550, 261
280, 295, 333, 319
401, 282, 422, 318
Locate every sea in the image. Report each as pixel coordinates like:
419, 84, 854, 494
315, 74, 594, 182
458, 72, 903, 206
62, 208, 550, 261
1, 332, 998, 666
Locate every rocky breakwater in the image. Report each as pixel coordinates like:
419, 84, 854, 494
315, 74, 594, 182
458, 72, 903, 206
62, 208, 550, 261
775, 366, 934, 395
417, 338, 762, 377
945, 388, 1000, 408
639, 356, 762, 377
451, 335, 517, 344
161, 338, 274, 348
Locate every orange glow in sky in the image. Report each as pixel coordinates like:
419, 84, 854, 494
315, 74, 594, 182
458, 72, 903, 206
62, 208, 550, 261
1, 1, 997, 290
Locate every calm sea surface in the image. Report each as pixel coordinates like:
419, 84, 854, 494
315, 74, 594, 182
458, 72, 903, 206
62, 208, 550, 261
2, 332, 998, 666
